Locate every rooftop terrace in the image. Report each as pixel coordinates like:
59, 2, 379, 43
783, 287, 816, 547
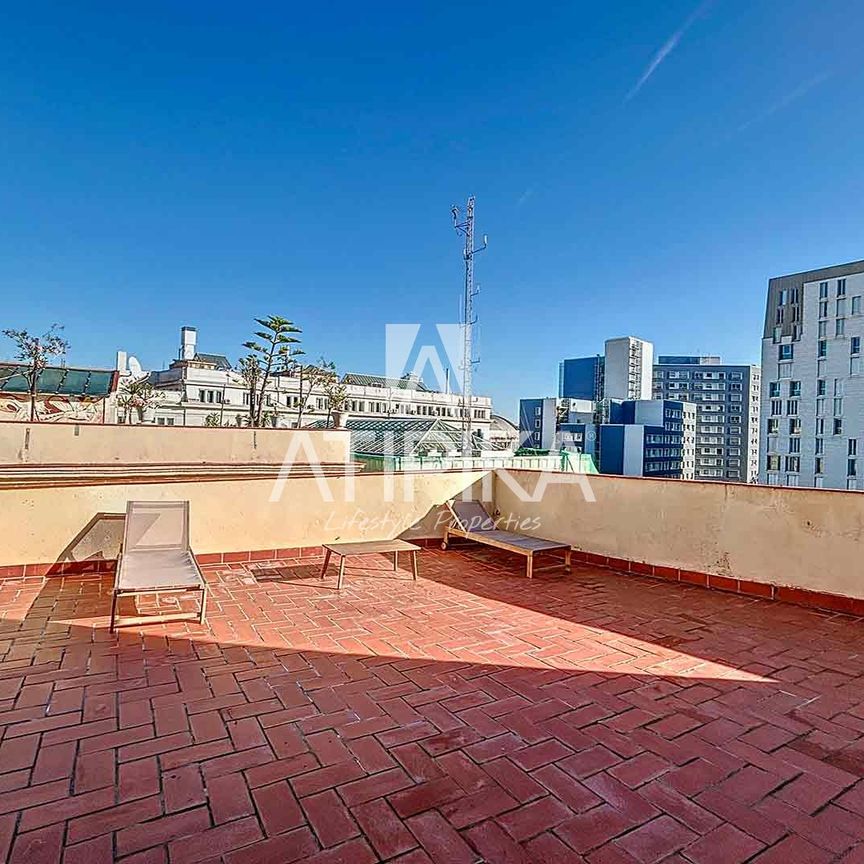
2, 546, 864, 863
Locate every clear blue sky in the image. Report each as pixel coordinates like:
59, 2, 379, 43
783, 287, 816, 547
2, 2, 863, 420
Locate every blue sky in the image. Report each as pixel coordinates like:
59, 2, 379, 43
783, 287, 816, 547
2, 2, 863, 420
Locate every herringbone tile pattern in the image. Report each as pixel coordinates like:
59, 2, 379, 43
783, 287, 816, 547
2, 547, 864, 863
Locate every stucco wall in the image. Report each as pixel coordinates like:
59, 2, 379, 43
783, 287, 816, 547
1, 470, 485, 566
0, 422, 351, 466
492, 470, 864, 599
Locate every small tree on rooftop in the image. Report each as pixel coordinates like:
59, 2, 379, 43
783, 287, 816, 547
237, 354, 263, 427
116, 374, 163, 424
1, 325, 70, 422
242, 316, 301, 427
320, 358, 348, 426
294, 360, 334, 428
285, 347, 333, 428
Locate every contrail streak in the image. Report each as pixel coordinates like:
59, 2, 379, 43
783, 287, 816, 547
626, 0, 713, 102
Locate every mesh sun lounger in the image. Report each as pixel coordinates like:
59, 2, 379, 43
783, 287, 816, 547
111, 500, 207, 632
441, 500, 572, 579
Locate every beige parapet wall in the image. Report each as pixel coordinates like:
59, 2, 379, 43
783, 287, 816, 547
0, 422, 352, 466
492, 469, 864, 600
0, 470, 486, 567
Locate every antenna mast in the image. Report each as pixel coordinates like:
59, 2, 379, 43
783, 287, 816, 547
452, 196, 487, 456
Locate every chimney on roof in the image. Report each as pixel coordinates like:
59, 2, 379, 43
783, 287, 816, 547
180, 326, 197, 361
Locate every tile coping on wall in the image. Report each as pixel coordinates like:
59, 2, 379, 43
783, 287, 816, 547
2, 542, 862, 618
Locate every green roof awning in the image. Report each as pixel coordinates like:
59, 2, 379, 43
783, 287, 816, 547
0, 364, 117, 397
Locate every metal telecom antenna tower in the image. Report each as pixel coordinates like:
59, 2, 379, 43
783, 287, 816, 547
452, 196, 487, 456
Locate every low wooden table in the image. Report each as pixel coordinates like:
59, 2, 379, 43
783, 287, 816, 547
320, 540, 420, 589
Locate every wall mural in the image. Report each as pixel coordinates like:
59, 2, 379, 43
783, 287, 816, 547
0, 394, 108, 423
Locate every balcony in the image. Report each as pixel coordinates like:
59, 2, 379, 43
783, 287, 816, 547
2, 423, 864, 862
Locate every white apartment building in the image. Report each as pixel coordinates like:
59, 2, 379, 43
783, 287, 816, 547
760, 260, 864, 490
603, 337, 654, 401
119, 326, 493, 437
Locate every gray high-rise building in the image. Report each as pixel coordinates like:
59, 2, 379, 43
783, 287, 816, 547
760, 260, 864, 490
559, 336, 653, 402
653, 356, 760, 482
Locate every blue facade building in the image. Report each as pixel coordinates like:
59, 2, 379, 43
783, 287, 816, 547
518, 397, 558, 449
556, 399, 696, 478
558, 356, 602, 400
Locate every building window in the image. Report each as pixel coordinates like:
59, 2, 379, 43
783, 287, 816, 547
786, 400, 798, 415
852, 337, 861, 355
767, 455, 781, 471
817, 379, 826, 396
818, 320, 828, 338
815, 457, 824, 475
853, 357, 862, 376
767, 418, 779, 434
819, 281, 829, 299
779, 344, 793, 361
789, 380, 801, 397
785, 456, 800, 473
849, 459, 857, 477
816, 436, 824, 454
789, 437, 801, 453
819, 300, 829, 318
853, 296, 862, 315
818, 340, 827, 358
838, 278, 847, 296
850, 439, 858, 456
768, 381, 780, 398
770, 399, 782, 415
816, 398, 825, 416
836, 318, 846, 336
789, 418, 801, 435
834, 418, 843, 436
835, 397, 844, 416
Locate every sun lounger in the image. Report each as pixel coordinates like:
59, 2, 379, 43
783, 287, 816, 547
111, 500, 207, 632
441, 500, 572, 579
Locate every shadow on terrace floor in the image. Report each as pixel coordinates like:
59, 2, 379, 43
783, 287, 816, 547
0, 550, 864, 863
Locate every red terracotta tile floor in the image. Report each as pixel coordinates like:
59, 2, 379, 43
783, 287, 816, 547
2, 547, 864, 862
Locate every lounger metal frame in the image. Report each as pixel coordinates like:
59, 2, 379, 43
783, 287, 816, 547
111, 501, 207, 632
441, 499, 572, 579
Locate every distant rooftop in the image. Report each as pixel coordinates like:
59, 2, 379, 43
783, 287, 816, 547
490, 413, 518, 432
193, 352, 232, 371
341, 373, 434, 392
657, 356, 722, 366
309, 416, 501, 456
0, 363, 117, 396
